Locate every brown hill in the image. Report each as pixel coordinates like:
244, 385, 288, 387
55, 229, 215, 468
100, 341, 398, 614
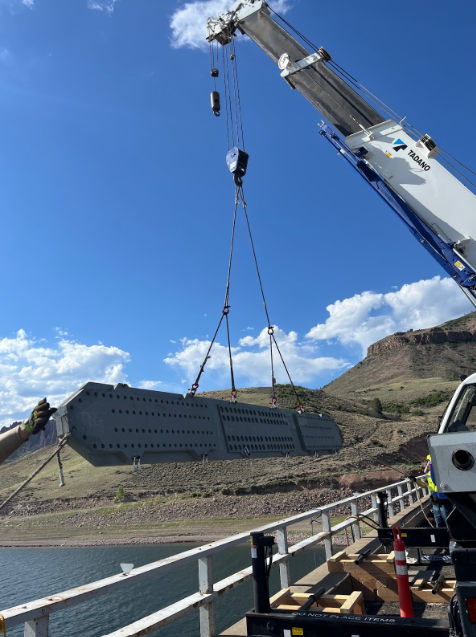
325, 312, 476, 405
6, 312, 469, 539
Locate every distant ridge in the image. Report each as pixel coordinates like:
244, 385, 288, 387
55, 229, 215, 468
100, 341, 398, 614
325, 312, 476, 398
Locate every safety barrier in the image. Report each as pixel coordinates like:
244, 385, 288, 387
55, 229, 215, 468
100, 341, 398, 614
1, 476, 427, 636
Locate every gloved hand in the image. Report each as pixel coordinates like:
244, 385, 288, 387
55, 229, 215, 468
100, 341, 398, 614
408, 473, 427, 489
23, 398, 57, 435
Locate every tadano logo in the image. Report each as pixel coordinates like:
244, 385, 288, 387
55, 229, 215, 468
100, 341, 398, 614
393, 138, 408, 152
391, 138, 431, 171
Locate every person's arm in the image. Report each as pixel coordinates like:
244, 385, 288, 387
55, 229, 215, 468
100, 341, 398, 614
0, 399, 56, 466
0, 425, 29, 465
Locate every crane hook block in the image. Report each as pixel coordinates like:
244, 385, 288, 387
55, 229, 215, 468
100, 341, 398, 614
211, 91, 221, 117
226, 147, 249, 185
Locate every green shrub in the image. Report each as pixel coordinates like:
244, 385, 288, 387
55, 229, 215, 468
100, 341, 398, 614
412, 409, 424, 416
413, 391, 451, 408
371, 397, 383, 416
384, 403, 410, 414
114, 486, 125, 502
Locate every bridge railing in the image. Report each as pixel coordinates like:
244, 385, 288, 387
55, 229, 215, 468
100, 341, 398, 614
1, 476, 428, 637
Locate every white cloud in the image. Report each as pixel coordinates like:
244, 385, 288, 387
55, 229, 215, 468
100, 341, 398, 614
306, 276, 474, 356
170, 0, 292, 50
22, 0, 33, 5
139, 380, 163, 390
0, 329, 130, 427
87, 0, 118, 13
164, 326, 349, 387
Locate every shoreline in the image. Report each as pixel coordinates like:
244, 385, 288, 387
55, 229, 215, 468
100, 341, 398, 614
0, 533, 228, 548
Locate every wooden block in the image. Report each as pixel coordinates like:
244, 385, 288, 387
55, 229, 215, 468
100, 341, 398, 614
410, 579, 455, 603
375, 587, 400, 602
328, 549, 347, 563
340, 561, 396, 574
270, 586, 310, 608
351, 574, 398, 590
327, 550, 347, 573
415, 578, 427, 591
276, 591, 366, 614
339, 591, 364, 615
411, 588, 454, 603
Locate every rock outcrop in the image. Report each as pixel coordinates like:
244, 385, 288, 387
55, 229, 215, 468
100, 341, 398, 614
368, 327, 476, 356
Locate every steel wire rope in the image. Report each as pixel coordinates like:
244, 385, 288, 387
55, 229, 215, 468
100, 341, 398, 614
223, 44, 236, 148
438, 153, 476, 190
221, 44, 233, 149
229, 39, 242, 148
209, 41, 216, 90
230, 38, 246, 150
189, 190, 240, 396
238, 185, 304, 410
224, 45, 238, 146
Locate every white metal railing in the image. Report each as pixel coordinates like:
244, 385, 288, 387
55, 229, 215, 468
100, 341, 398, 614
1, 476, 428, 637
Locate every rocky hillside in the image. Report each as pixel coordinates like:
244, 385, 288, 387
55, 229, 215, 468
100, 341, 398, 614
325, 312, 476, 403
4, 313, 470, 521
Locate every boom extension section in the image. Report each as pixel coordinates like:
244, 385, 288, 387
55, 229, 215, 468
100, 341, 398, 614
53, 382, 342, 467
206, 0, 384, 138
207, 0, 476, 306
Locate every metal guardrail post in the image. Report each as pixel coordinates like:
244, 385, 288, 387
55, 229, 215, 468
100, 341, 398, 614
198, 556, 215, 637
322, 511, 332, 560
277, 527, 291, 588
350, 500, 361, 540
386, 488, 395, 518
397, 484, 404, 512
24, 616, 49, 637
371, 494, 379, 523
407, 480, 415, 504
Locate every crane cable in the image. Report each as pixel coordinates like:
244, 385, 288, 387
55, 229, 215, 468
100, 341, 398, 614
194, 40, 305, 411
189, 189, 239, 400
239, 184, 304, 411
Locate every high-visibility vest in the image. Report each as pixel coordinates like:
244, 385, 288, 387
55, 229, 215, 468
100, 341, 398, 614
427, 456, 447, 500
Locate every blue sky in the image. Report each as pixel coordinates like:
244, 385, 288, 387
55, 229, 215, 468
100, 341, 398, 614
0, 0, 475, 423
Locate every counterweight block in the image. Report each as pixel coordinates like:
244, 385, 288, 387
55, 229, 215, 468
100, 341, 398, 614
53, 382, 342, 467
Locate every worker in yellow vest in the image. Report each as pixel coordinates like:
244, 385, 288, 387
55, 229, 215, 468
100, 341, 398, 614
426, 454, 452, 528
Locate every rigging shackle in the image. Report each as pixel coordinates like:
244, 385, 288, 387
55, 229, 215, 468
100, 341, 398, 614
189, 382, 199, 396
211, 91, 221, 117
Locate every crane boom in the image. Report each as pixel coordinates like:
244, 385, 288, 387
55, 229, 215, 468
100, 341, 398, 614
207, 0, 476, 306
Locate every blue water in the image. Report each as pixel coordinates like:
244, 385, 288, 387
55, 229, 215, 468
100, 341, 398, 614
0, 543, 326, 636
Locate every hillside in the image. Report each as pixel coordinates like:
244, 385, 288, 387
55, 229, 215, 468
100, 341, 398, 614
325, 312, 476, 409
3, 313, 466, 545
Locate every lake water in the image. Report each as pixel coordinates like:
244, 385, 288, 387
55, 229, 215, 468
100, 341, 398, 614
0, 542, 326, 636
